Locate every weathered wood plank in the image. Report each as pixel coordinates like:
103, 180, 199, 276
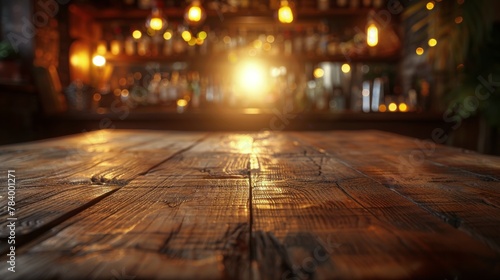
1, 130, 499, 279
0, 130, 207, 254
293, 131, 500, 252
0, 130, 208, 186
0, 133, 251, 280
251, 132, 500, 279
0, 184, 118, 255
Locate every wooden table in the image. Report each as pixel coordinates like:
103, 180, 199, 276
1, 130, 499, 279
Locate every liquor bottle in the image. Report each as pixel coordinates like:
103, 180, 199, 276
137, 0, 152, 9
283, 31, 293, 56
163, 29, 173, 56
137, 36, 151, 56
317, 0, 329, 10
373, 0, 383, 8
329, 86, 345, 112
158, 73, 169, 104
124, 33, 136, 56
304, 27, 318, 55
337, 0, 348, 8
190, 72, 201, 108
293, 28, 304, 54
350, 0, 360, 8
168, 71, 180, 101
147, 73, 161, 104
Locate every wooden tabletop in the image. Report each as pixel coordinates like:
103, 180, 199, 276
1, 130, 499, 279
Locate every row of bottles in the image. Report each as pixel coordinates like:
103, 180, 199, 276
99, 21, 375, 58
87, 62, 423, 113
88, 0, 386, 10
303, 0, 385, 10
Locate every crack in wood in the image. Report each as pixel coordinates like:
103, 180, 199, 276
138, 134, 209, 176
0, 187, 121, 255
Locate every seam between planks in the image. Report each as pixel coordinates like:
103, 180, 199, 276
248, 138, 256, 280
426, 159, 499, 182
0, 187, 121, 255
2, 133, 211, 256
289, 133, 500, 253
138, 133, 211, 176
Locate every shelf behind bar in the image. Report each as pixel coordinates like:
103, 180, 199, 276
72, 5, 380, 21
104, 53, 400, 65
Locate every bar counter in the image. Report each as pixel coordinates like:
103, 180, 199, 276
0, 129, 499, 279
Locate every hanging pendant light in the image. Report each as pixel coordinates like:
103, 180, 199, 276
185, 0, 206, 26
366, 12, 378, 47
146, 0, 167, 31
278, 1, 294, 24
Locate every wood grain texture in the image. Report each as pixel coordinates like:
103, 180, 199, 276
0, 130, 499, 279
251, 132, 500, 279
0, 130, 206, 253
293, 131, 500, 253
0, 133, 250, 280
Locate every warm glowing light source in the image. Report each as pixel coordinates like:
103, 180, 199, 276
379, 104, 387, 112
132, 30, 142, 39
416, 47, 424, 55
399, 103, 408, 112
188, 38, 197, 46
426, 2, 435, 10
455, 16, 463, 24
163, 31, 172, 40
177, 98, 188, 113
428, 38, 437, 47
236, 61, 267, 95
341, 63, 351, 73
313, 68, 324, 78
182, 30, 192, 42
70, 54, 81, 66
92, 55, 106, 67
185, 0, 205, 25
388, 102, 397, 112
253, 40, 262, 49
278, 1, 294, 24
367, 23, 378, 47
148, 17, 164, 31
96, 42, 107, 55
146, 6, 166, 31
197, 31, 208, 40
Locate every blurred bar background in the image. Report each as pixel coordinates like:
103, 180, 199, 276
0, 0, 499, 154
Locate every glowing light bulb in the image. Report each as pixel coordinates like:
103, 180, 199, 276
132, 30, 142, 39
278, 1, 294, 24
313, 68, 324, 78
428, 38, 437, 47
146, 7, 166, 31
197, 31, 208, 40
182, 30, 192, 42
416, 47, 424, 55
162, 31, 172, 40
92, 55, 106, 67
399, 103, 408, 112
236, 61, 267, 98
367, 23, 378, 47
426, 2, 435, 10
185, 1, 205, 25
341, 64, 351, 73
